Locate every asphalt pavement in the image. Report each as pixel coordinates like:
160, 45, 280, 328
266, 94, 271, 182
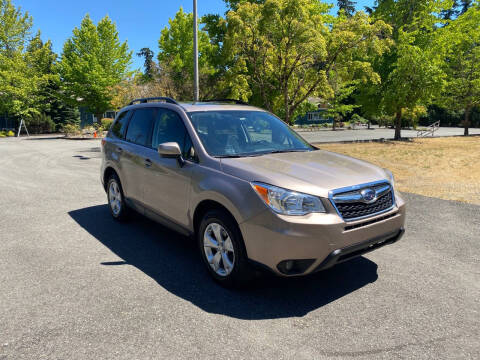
297, 126, 480, 143
0, 137, 478, 359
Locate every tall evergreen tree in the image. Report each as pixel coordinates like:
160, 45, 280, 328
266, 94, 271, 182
137, 47, 155, 82
337, 0, 356, 17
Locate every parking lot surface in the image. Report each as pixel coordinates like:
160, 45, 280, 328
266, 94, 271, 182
298, 126, 480, 143
0, 137, 478, 359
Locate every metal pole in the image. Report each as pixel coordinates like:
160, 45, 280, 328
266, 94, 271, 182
193, 0, 199, 102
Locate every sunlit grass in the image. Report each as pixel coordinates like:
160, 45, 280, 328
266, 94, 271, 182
319, 137, 480, 205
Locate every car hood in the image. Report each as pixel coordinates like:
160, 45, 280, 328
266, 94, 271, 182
219, 150, 390, 198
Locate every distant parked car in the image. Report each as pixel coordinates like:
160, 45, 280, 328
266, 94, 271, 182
101, 97, 405, 287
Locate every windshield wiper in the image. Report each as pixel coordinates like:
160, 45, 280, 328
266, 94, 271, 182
215, 149, 311, 158
215, 155, 244, 158
262, 149, 311, 155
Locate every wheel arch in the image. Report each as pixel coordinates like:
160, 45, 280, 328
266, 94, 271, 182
103, 166, 119, 191
193, 200, 238, 235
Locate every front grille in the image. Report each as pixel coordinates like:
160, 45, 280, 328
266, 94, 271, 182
330, 181, 395, 221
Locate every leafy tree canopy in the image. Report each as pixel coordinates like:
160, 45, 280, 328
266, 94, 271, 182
158, 7, 218, 100
59, 14, 132, 120
222, 0, 391, 124
437, 2, 480, 134
0, 0, 32, 53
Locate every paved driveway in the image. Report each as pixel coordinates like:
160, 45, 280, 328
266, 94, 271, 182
297, 126, 480, 143
0, 138, 478, 359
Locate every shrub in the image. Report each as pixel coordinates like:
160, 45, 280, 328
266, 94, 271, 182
83, 126, 96, 134
351, 114, 368, 124
25, 113, 55, 134
62, 123, 81, 136
7, 130, 15, 137
101, 118, 114, 131
0, 131, 6, 137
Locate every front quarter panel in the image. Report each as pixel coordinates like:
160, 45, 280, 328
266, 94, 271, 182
189, 164, 266, 230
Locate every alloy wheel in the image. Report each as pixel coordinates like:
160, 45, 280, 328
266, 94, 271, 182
203, 222, 235, 277
108, 181, 122, 216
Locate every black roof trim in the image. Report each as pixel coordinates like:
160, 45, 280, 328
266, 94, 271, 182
199, 99, 248, 105
128, 97, 180, 106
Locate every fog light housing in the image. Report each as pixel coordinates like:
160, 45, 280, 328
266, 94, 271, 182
277, 259, 315, 275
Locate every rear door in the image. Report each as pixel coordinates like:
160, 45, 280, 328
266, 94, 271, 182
121, 108, 155, 206
142, 108, 196, 228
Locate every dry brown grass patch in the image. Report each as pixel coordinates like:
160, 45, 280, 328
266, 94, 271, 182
319, 137, 480, 205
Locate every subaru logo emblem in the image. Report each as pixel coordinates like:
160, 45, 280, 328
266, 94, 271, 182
360, 188, 376, 203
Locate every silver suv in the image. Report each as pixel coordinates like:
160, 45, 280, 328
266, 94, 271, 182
101, 97, 405, 287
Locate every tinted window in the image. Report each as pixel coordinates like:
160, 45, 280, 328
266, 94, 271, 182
111, 110, 131, 138
125, 108, 155, 147
188, 111, 313, 157
152, 109, 194, 159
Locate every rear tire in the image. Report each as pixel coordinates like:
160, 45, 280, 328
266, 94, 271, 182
106, 173, 129, 222
198, 209, 254, 288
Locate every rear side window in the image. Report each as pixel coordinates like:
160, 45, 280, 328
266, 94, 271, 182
111, 110, 131, 139
125, 108, 155, 147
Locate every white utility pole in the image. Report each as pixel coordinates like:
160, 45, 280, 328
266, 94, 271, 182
193, 0, 199, 102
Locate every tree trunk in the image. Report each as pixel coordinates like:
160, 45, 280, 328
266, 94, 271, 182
284, 85, 290, 125
368, 120, 371, 129
394, 108, 402, 140
95, 113, 103, 125
463, 106, 471, 136
333, 116, 337, 131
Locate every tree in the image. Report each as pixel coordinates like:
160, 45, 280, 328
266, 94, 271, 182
438, 3, 480, 135
224, 0, 392, 124
327, 75, 359, 130
224, 0, 266, 11
0, 0, 38, 119
441, 0, 473, 20
137, 47, 155, 82
0, 51, 39, 117
337, 0, 356, 17
59, 14, 132, 122
0, 0, 32, 53
362, 0, 448, 139
158, 8, 218, 100
110, 72, 177, 110
25, 31, 80, 129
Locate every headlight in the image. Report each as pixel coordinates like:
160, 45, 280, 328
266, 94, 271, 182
251, 182, 326, 215
384, 169, 395, 188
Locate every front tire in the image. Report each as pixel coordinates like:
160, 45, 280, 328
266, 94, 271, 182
107, 174, 129, 221
198, 209, 254, 287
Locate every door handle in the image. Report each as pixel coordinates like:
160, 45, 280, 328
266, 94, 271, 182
116, 147, 123, 153
144, 158, 152, 167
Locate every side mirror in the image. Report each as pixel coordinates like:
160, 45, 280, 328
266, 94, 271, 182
158, 142, 185, 166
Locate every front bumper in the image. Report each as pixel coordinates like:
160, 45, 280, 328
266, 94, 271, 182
240, 193, 406, 276
312, 227, 404, 273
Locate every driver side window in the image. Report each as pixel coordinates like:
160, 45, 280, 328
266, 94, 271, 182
152, 109, 196, 160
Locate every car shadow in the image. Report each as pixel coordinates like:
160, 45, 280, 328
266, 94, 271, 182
68, 205, 378, 320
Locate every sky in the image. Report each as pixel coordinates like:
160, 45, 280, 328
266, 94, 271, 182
19, 0, 374, 71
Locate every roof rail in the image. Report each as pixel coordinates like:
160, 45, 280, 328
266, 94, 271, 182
128, 97, 180, 106
200, 98, 248, 105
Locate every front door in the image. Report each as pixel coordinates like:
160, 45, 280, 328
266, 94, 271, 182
142, 108, 195, 228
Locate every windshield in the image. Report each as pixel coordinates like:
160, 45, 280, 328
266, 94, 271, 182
187, 110, 314, 157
